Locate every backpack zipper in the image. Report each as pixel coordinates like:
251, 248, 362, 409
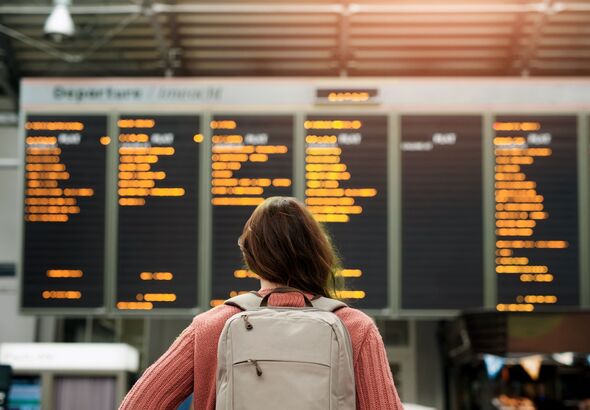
242, 314, 253, 330
247, 359, 263, 376
234, 359, 329, 368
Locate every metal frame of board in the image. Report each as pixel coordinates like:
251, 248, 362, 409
483, 112, 497, 310
389, 112, 401, 317
17, 78, 590, 317
199, 112, 212, 314
581, 114, 590, 308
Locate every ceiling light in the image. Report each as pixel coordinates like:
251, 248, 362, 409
44, 0, 75, 43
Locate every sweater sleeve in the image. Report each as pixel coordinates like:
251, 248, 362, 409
355, 323, 404, 410
118, 323, 194, 410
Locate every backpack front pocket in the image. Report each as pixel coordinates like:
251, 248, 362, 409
232, 360, 331, 410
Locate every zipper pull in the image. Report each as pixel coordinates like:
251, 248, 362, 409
248, 359, 263, 376
242, 314, 253, 330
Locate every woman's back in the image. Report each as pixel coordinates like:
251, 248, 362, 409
120, 197, 403, 409
119, 289, 403, 409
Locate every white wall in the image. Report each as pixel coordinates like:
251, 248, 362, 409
0, 121, 36, 343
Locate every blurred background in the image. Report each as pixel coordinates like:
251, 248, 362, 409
1, 1, 590, 409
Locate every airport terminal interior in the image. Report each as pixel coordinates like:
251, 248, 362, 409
1, 1, 590, 409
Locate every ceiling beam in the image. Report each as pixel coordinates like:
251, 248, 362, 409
162, 0, 184, 76
505, 9, 527, 75
142, 0, 176, 76
0, 2, 588, 15
516, 0, 554, 75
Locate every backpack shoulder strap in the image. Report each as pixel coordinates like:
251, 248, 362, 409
311, 296, 348, 312
224, 292, 348, 312
224, 291, 262, 311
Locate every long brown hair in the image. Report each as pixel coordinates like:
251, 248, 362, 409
238, 196, 342, 298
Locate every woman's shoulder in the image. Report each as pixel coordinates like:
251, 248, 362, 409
335, 305, 374, 322
187, 301, 376, 344
190, 304, 242, 336
334, 306, 377, 338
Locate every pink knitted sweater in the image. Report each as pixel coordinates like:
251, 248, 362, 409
119, 289, 403, 409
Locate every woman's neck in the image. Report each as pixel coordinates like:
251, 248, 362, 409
259, 277, 283, 290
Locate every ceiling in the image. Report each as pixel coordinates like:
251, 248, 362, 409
1, 0, 590, 109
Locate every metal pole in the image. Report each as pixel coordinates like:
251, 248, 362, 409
483, 113, 497, 309
293, 112, 305, 202
578, 113, 589, 307
389, 112, 401, 315
198, 113, 212, 311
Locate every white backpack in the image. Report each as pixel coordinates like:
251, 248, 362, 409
215, 287, 356, 410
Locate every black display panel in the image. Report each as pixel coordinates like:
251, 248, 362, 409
116, 116, 201, 310
401, 115, 483, 310
494, 115, 579, 311
22, 115, 107, 309
304, 115, 388, 310
210, 115, 293, 306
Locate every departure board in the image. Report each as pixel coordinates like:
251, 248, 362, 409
304, 115, 388, 310
210, 115, 293, 306
401, 115, 483, 310
22, 115, 107, 309
494, 115, 579, 311
116, 116, 201, 311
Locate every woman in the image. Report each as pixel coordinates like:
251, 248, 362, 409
119, 197, 403, 409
